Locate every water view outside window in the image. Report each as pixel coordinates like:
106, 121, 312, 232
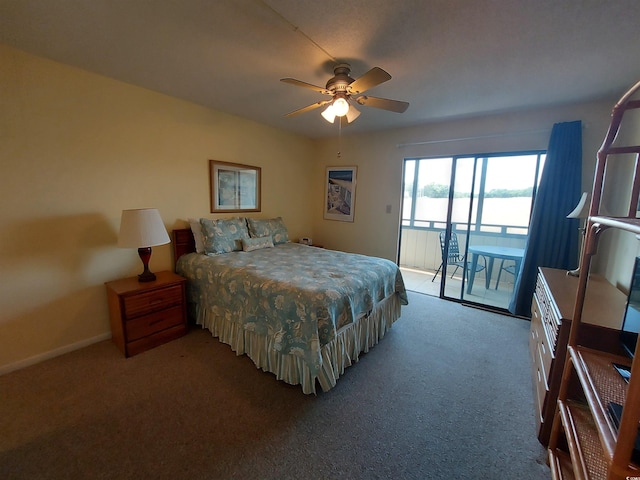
403, 153, 546, 235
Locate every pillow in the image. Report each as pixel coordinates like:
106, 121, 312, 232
188, 218, 206, 254
200, 217, 249, 254
247, 217, 289, 245
242, 236, 274, 252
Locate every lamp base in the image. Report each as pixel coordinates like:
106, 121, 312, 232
138, 271, 157, 282
137, 247, 157, 282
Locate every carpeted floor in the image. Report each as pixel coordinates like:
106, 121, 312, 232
1, 292, 549, 479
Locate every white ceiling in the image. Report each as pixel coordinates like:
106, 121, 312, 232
2, 0, 640, 139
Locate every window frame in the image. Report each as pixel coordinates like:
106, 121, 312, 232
402, 150, 546, 238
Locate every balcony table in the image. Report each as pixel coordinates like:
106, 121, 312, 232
466, 245, 524, 294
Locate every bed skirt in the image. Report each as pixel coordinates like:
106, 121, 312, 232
192, 293, 403, 394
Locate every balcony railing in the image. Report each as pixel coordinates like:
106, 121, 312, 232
401, 221, 529, 238
399, 225, 527, 274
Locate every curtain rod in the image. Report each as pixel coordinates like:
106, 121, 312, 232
396, 128, 552, 148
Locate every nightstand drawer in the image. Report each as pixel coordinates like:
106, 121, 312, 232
125, 305, 184, 341
123, 285, 183, 318
126, 324, 187, 357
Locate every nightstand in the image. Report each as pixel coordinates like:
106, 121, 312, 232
105, 270, 188, 357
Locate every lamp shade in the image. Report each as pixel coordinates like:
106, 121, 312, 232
333, 97, 349, 117
118, 208, 170, 248
321, 104, 336, 123
346, 105, 361, 123
566, 192, 590, 219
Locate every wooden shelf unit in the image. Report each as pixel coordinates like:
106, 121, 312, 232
530, 268, 625, 446
548, 80, 640, 480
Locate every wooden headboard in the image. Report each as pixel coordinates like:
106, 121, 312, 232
173, 228, 196, 268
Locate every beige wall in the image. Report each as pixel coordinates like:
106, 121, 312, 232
312, 101, 618, 259
2, 42, 638, 373
312, 99, 640, 293
0, 44, 315, 372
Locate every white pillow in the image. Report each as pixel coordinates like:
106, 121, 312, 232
188, 218, 206, 254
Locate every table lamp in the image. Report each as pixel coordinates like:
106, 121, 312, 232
566, 192, 590, 277
118, 208, 170, 282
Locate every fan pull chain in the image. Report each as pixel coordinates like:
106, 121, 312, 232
337, 119, 342, 159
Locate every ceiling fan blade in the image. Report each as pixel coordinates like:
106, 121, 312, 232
280, 78, 331, 95
354, 95, 409, 113
284, 100, 331, 117
348, 67, 392, 94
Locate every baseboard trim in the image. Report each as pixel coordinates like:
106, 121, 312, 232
0, 332, 112, 377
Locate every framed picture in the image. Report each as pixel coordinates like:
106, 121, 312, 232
209, 160, 261, 213
324, 166, 357, 222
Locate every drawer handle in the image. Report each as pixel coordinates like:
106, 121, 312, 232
149, 317, 166, 326
148, 299, 165, 306
541, 342, 546, 355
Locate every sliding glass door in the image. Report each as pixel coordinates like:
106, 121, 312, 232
443, 157, 477, 299
400, 151, 545, 310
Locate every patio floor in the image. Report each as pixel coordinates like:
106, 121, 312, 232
399, 266, 515, 310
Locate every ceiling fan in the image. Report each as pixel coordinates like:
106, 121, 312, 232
281, 63, 409, 124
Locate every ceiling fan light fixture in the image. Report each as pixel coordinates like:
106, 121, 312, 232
333, 97, 349, 117
346, 104, 360, 123
282, 64, 409, 124
321, 104, 336, 123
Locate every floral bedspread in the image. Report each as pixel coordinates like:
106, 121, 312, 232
176, 243, 408, 374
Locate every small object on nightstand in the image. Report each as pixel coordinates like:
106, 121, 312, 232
117, 208, 171, 282
105, 271, 187, 357
299, 238, 324, 248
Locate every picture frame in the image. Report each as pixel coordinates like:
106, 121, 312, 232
209, 160, 261, 213
324, 166, 357, 222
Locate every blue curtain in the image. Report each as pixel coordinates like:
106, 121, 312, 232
509, 120, 583, 317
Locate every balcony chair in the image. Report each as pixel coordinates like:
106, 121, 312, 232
494, 260, 517, 289
432, 231, 486, 282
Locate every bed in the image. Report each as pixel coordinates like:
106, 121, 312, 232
172, 218, 408, 394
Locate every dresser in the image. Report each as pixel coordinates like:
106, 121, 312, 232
105, 270, 188, 357
530, 267, 626, 445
